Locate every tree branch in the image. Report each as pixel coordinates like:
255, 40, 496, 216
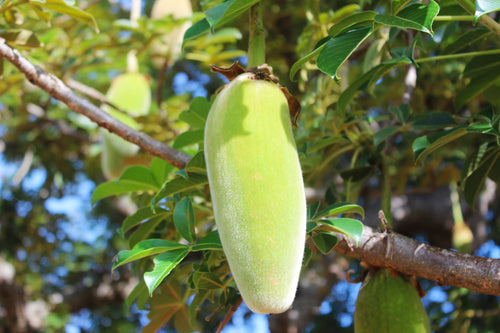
0, 38, 191, 170
334, 225, 500, 296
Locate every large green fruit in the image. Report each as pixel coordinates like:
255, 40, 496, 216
100, 73, 151, 179
354, 269, 431, 333
204, 73, 306, 314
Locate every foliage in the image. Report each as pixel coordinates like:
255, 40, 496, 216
1, 0, 500, 332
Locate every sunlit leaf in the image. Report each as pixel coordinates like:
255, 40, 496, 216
144, 248, 190, 295
31, 0, 99, 32
475, 0, 500, 21
113, 239, 188, 271
318, 218, 364, 245
375, 0, 440, 35
315, 202, 365, 220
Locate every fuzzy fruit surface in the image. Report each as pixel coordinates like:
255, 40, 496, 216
204, 73, 306, 314
354, 269, 431, 333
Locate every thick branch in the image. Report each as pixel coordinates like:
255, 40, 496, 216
334, 225, 500, 296
0, 38, 191, 170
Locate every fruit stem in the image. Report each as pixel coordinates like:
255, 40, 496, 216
247, 2, 266, 68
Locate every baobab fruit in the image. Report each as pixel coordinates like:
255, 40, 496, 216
354, 268, 430, 333
100, 72, 151, 179
204, 72, 306, 314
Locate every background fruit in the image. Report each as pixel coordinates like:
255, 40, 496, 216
354, 268, 431, 333
204, 73, 306, 314
100, 72, 151, 179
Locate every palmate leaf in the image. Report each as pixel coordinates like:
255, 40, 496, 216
318, 218, 364, 245
191, 230, 223, 251
128, 215, 166, 248
112, 239, 188, 271
475, 0, 500, 21
173, 129, 204, 149
173, 197, 196, 244
92, 165, 162, 204
179, 97, 210, 129
317, 25, 374, 79
315, 202, 365, 220
337, 57, 412, 112
153, 173, 208, 205
462, 147, 500, 206
375, 0, 440, 35
144, 248, 190, 295
121, 207, 171, 234
183, 0, 259, 41
412, 127, 468, 165
312, 231, 339, 254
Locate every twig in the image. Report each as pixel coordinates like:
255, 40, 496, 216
0, 38, 191, 170
334, 224, 500, 296
65, 78, 127, 113
216, 296, 243, 333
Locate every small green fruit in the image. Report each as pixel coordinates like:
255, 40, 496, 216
354, 269, 431, 333
204, 73, 306, 314
100, 73, 151, 179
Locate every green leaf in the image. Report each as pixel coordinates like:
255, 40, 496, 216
307, 136, 350, 154
375, 0, 440, 35
183, 18, 210, 42
191, 272, 225, 289
153, 173, 208, 205
121, 207, 171, 234
307, 221, 319, 233
0, 29, 42, 48
128, 215, 166, 248
173, 129, 204, 149
125, 280, 149, 310
409, 112, 457, 130
192, 230, 223, 251
392, 0, 412, 14
184, 151, 207, 174
92, 171, 159, 205
328, 11, 376, 37
374, 126, 401, 146
205, 0, 259, 29
307, 201, 321, 220
319, 218, 364, 245
144, 248, 190, 295
113, 239, 188, 271
455, 55, 500, 108
184, 0, 258, 41
174, 197, 196, 244
475, 0, 500, 21
315, 202, 365, 220
150, 157, 174, 186
31, 0, 99, 32
413, 127, 468, 164
443, 27, 491, 54
179, 97, 210, 129
389, 104, 411, 123
337, 57, 412, 112
317, 25, 374, 79
289, 41, 326, 81
312, 232, 339, 254
119, 165, 161, 190
463, 147, 500, 206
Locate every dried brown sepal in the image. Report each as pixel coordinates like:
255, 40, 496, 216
210, 61, 247, 81
281, 86, 301, 127
211, 61, 301, 126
